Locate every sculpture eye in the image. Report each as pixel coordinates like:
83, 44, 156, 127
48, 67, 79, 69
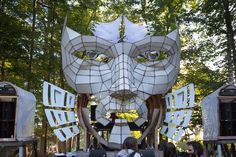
87, 51, 98, 60
73, 50, 111, 63
135, 50, 169, 62
146, 50, 160, 61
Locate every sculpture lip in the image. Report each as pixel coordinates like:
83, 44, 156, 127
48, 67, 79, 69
110, 90, 137, 100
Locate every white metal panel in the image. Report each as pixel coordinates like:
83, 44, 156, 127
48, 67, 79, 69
173, 129, 185, 141
189, 83, 195, 108
160, 125, 168, 134
54, 125, 80, 142
43, 81, 76, 108
165, 93, 172, 109
172, 111, 185, 126
174, 86, 188, 108
164, 112, 172, 123
45, 109, 76, 127
182, 110, 192, 127
166, 127, 177, 139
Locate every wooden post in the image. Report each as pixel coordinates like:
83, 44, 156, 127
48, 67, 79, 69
217, 144, 222, 157
19, 146, 26, 157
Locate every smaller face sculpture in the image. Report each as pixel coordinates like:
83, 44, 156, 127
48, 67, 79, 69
61, 16, 180, 147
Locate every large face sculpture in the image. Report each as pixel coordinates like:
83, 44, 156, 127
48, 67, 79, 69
61, 16, 180, 148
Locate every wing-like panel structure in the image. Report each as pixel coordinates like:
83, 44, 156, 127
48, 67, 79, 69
44, 109, 76, 127
43, 81, 79, 142
165, 93, 173, 109
54, 125, 80, 142
160, 83, 195, 141
43, 81, 75, 108
174, 83, 194, 108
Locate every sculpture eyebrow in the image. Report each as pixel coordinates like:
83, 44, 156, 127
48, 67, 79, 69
68, 36, 113, 58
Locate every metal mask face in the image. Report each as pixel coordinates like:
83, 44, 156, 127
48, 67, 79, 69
61, 16, 180, 147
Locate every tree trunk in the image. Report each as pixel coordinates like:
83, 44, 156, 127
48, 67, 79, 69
222, 0, 236, 81
0, 59, 5, 81
0, 0, 6, 81
40, 117, 48, 156
0, 0, 6, 12
27, 0, 36, 91
40, 0, 56, 156
66, 138, 72, 152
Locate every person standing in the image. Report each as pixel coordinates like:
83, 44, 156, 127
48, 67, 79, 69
187, 141, 205, 157
117, 137, 141, 157
163, 142, 178, 157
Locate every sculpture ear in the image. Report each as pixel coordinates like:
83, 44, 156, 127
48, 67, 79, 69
61, 17, 81, 46
92, 16, 122, 43
123, 16, 149, 43
166, 29, 179, 40
167, 29, 180, 47
62, 16, 68, 33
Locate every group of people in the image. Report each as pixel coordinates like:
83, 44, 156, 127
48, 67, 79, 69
163, 141, 205, 157
117, 137, 205, 157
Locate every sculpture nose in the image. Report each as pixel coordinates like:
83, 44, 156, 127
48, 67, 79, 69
110, 54, 137, 100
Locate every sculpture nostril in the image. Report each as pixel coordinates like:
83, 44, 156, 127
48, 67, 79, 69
110, 90, 136, 100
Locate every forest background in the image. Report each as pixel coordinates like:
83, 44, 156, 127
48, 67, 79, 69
0, 0, 235, 156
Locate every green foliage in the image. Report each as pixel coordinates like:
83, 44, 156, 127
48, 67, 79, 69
73, 51, 89, 60
182, 0, 236, 79
116, 110, 139, 122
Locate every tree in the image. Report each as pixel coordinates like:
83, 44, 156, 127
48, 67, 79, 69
0, 1, 32, 83
183, 0, 236, 80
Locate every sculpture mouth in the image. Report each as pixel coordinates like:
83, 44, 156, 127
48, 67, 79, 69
95, 96, 147, 126
83, 95, 147, 146
79, 94, 164, 149
110, 90, 137, 100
